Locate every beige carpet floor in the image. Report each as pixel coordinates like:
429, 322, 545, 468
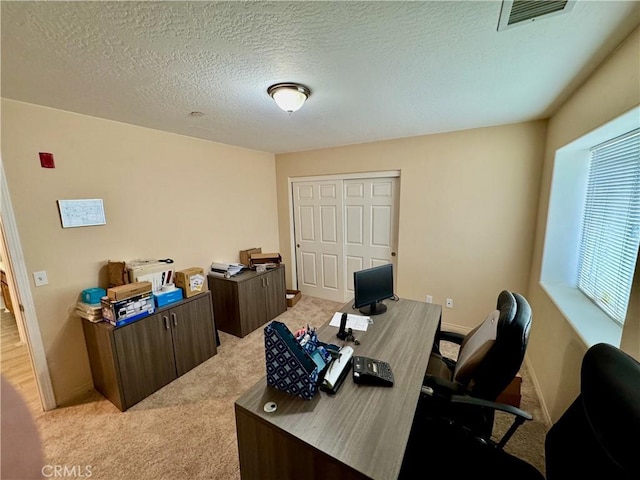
25, 295, 547, 479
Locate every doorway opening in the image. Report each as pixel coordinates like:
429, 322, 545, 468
1, 162, 56, 411
0, 219, 41, 412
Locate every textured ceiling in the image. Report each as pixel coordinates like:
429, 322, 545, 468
1, 1, 639, 154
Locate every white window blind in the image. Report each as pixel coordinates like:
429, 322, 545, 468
578, 128, 640, 324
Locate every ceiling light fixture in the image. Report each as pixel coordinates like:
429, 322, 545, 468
267, 83, 311, 113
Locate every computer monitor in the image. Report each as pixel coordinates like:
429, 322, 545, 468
353, 263, 394, 316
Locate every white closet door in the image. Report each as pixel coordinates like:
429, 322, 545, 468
343, 178, 399, 299
292, 180, 345, 302
292, 176, 399, 303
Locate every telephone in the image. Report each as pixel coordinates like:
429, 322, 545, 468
352, 356, 394, 387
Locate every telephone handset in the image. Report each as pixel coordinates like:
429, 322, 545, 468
336, 312, 348, 340
336, 312, 360, 344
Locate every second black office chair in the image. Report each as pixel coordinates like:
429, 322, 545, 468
401, 343, 640, 480
421, 290, 532, 439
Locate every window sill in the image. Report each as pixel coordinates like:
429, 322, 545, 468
540, 282, 623, 348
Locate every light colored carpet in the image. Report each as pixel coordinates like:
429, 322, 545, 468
26, 295, 547, 479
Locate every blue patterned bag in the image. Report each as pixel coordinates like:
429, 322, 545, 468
264, 321, 328, 400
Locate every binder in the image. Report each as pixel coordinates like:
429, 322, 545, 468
264, 321, 329, 400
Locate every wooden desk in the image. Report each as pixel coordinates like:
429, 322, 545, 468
235, 298, 441, 480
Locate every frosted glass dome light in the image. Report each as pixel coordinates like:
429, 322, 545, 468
268, 83, 311, 113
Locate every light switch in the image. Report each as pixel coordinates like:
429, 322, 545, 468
33, 270, 48, 286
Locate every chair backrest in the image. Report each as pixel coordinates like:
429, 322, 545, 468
455, 290, 532, 401
545, 343, 640, 480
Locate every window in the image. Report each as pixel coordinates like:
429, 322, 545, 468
577, 129, 640, 324
541, 106, 639, 348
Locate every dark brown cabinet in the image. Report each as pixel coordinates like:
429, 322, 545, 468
163, 298, 217, 376
112, 313, 177, 409
208, 265, 287, 338
82, 291, 217, 411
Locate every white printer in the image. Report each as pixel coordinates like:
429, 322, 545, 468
126, 259, 175, 294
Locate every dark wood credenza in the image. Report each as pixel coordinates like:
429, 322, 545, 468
82, 291, 217, 411
207, 265, 287, 338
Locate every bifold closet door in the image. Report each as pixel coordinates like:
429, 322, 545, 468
293, 176, 399, 303
343, 177, 399, 298
292, 180, 345, 302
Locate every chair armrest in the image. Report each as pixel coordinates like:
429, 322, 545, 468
432, 330, 464, 359
450, 395, 532, 420
449, 395, 533, 449
422, 375, 466, 398
438, 330, 465, 345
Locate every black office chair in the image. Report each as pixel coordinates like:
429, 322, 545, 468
401, 343, 640, 480
421, 290, 532, 439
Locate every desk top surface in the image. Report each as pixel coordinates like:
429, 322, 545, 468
234, 298, 441, 480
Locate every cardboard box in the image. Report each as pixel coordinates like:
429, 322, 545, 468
107, 281, 152, 301
496, 375, 522, 408
286, 289, 301, 307
154, 288, 184, 308
127, 260, 175, 294
101, 291, 155, 327
249, 253, 282, 269
175, 267, 207, 298
239, 247, 262, 267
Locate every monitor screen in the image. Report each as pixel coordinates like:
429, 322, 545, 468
353, 263, 394, 315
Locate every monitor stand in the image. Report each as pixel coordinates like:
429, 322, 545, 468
359, 301, 387, 316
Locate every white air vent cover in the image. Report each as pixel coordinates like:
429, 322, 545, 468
498, 0, 576, 31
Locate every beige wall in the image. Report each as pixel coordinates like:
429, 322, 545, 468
1, 99, 279, 405
275, 121, 546, 331
527, 26, 640, 422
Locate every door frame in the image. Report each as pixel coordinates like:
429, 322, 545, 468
1, 162, 56, 411
288, 170, 401, 295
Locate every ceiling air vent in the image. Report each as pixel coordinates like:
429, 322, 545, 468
498, 0, 576, 31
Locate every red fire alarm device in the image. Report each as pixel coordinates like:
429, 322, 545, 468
39, 152, 55, 168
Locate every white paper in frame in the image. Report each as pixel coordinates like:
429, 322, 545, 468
57, 199, 106, 228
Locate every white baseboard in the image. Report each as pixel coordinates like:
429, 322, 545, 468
523, 355, 552, 426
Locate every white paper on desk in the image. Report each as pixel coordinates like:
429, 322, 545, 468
329, 312, 370, 331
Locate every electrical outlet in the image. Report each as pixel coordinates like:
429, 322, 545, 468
33, 270, 48, 286
446, 298, 453, 308
426, 295, 433, 304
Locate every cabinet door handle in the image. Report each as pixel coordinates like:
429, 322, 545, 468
172, 313, 177, 327
163, 316, 169, 329
266, 277, 269, 287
